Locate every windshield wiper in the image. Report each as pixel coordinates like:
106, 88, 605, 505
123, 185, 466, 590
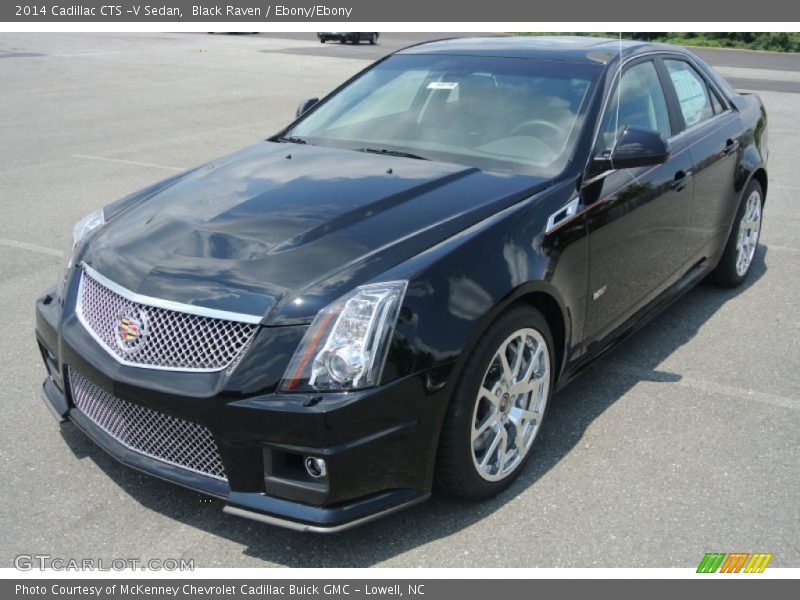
356, 147, 430, 160
274, 136, 308, 145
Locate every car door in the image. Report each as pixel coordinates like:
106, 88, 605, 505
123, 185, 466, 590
581, 57, 695, 348
661, 57, 743, 261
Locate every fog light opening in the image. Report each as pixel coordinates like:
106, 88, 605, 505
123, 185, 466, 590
304, 456, 327, 479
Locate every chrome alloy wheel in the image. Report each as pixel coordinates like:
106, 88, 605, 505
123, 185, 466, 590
471, 328, 550, 482
735, 189, 762, 276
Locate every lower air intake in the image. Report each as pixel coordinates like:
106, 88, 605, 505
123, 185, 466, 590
69, 369, 227, 481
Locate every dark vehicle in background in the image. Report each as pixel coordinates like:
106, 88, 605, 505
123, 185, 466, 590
36, 37, 767, 532
318, 32, 379, 44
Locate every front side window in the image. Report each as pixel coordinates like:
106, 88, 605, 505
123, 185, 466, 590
665, 60, 715, 128
286, 54, 601, 176
600, 60, 672, 153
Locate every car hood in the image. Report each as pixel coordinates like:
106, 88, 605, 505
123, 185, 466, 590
81, 142, 548, 323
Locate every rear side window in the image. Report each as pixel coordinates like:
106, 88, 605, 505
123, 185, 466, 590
600, 60, 671, 152
665, 60, 715, 127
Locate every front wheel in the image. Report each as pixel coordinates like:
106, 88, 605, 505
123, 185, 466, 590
369, 34, 378, 45
435, 306, 554, 499
709, 179, 763, 287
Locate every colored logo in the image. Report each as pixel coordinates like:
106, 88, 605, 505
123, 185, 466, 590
697, 552, 773, 573
114, 310, 148, 353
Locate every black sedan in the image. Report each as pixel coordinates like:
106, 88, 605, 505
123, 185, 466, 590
318, 32, 378, 44
35, 36, 767, 532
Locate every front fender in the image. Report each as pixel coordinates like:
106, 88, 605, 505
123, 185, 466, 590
379, 177, 588, 392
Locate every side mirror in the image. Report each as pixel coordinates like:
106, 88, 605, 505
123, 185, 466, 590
594, 126, 670, 171
296, 97, 319, 118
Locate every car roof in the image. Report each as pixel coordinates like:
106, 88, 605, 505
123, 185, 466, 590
396, 36, 681, 65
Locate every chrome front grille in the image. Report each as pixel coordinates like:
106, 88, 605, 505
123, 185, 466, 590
75, 266, 259, 372
69, 370, 227, 481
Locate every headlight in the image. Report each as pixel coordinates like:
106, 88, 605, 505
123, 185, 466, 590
58, 208, 105, 298
72, 208, 106, 247
280, 281, 408, 392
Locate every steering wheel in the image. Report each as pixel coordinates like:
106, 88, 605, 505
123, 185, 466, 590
509, 119, 566, 140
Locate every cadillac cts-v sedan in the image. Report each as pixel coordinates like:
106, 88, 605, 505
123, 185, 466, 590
36, 37, 767, 532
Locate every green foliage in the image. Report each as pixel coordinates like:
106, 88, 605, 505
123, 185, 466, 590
516, 32, 800, 53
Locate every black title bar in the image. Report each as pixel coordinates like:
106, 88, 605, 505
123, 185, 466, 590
4, 579, 798, 600
4, 0, 800, 22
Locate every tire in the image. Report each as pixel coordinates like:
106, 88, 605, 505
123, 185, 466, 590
709, 179, 764, 288
435, 305, 555, 500
369, 34, 377, 45
339, 38, 346, 44
319, 38, 326, 44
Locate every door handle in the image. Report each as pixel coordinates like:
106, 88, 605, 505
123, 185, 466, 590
671, 169, 692, 192
722, 138, 739, 156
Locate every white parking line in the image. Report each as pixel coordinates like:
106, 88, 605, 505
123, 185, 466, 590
610, 361, 799, 411
0, 237, 63, 258
72, 154, 186, 172
769, 244, 800, 253
771, 182, 800, 191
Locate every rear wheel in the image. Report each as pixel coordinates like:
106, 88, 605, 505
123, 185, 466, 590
435, 306, 554, 499
710, 179, 763, 287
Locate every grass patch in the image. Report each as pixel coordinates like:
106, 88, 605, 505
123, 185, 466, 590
515, 33, 800, 53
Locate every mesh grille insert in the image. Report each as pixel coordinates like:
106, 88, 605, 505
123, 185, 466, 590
75, 269, 258, 371
69, 369, 227, 481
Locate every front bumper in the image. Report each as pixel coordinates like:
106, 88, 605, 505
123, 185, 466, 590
36, 288, 448, 532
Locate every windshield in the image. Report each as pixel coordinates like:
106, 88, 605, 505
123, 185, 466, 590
285, 54, 601, 176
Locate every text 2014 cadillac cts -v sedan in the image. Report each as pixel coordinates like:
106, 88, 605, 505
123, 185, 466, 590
35, 37, 767, 532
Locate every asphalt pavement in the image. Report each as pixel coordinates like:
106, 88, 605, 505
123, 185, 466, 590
0, 32, 798, 568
